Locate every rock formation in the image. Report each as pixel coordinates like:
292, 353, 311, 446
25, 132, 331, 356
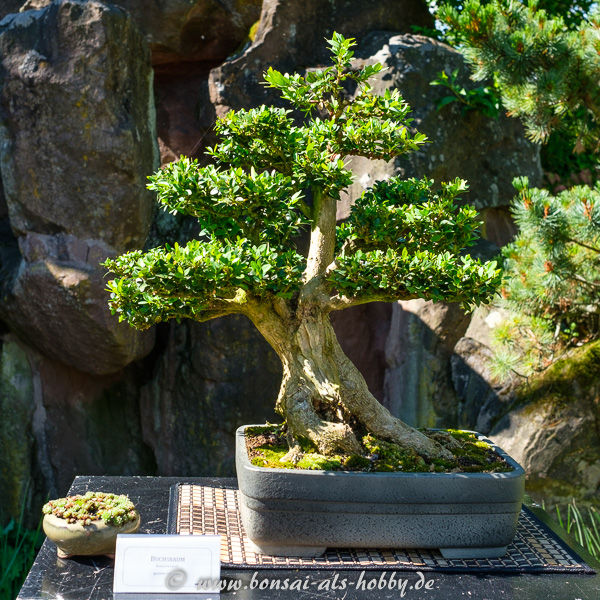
20, 0, 262, 66
209, 0, 434, 116
490, 341, 600, 508
0, 1, 157, 373
140, 316, 282, 476
1, 0, 594, 526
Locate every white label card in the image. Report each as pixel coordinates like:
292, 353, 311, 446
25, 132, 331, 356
113, 534, 221, 595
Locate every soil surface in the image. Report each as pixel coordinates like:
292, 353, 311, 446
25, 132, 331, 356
245, 425, 513, 473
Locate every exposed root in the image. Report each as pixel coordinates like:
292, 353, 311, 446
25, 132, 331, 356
373, 418, 455, 460
428, 430, 463, 451
332, 336, 454, 460
264, 308, 455, 462
287, 413, 363, 455
281, 443, 303, 465
278, 350, 363, 456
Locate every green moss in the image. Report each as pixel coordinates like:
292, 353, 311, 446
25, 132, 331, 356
444, 429, 480, 443
296, 435, 318, 453
344, 454, 371, 469
454, 444, 488, 461
246, 426, 512, 473
363, 434, 428, 471
373, 463, 394, 472
250, 445, 294, 469
297, 454, 343, 470
248, 20, 260, 42
517, 339, 600, 408
489, 338, 600, 437
249, 447, 343, 470
245, 424, 283, 437
430, 457, 457, 471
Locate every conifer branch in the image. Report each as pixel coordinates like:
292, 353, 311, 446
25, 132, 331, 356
566, 237, 600, 254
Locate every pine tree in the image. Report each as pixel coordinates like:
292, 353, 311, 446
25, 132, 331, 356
103, 34, 500, 460
494, 178, 600, 377
440, 0, 600, 151
440, 0, 600, 377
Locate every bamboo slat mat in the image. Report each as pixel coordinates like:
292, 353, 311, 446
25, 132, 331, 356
167, 484, 595, 574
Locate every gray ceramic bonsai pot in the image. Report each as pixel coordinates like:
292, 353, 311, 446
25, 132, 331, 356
236, 425, 526, 559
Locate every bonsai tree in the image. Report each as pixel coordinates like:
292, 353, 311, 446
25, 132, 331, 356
104, 34, 501, 462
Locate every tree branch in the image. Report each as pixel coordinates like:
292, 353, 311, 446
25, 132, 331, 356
296, 198, 312, 219
319, 257, 413, 312
566, 236, 600, 254
570, 274, 600, 290
174, 289, 254, 322
326, 291, 419, 312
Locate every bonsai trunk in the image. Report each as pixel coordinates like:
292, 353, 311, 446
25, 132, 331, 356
250, 306, 452, 460
246, 190, 451, 461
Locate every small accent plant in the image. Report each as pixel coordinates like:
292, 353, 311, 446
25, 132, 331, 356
42, 492, 137, 527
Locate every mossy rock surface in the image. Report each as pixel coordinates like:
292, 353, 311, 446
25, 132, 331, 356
490, 339, 600, 507
245, 425, 513, 473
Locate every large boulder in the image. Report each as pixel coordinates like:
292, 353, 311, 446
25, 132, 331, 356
0, 329, 157, 526
384, 299, 470, 426
0, 334, 156, 523
0, 0, 157, 373
1, 233, 154, 374
22, 0, 263, 66
330, 303, 392, 403
209, 0, 434, 116
116, 0, 262, 66
0, 0, 158, 249
449, 305, 515, 433
19, 0, 263, 158
36, 351, 156, 496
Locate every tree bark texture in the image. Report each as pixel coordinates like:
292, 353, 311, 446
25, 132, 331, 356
247, 303, 452, 459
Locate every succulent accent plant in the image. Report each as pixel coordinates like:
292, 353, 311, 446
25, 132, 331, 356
42, 492, 137, 527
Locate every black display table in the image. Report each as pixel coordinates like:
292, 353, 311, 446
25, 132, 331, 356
18, 476, 600, 600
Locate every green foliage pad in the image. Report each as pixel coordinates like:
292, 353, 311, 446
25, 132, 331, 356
103, 33, 501, 330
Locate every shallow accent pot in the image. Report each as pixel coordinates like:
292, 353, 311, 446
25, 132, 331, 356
236, 425, 526, 559
43, 512, 141, 558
